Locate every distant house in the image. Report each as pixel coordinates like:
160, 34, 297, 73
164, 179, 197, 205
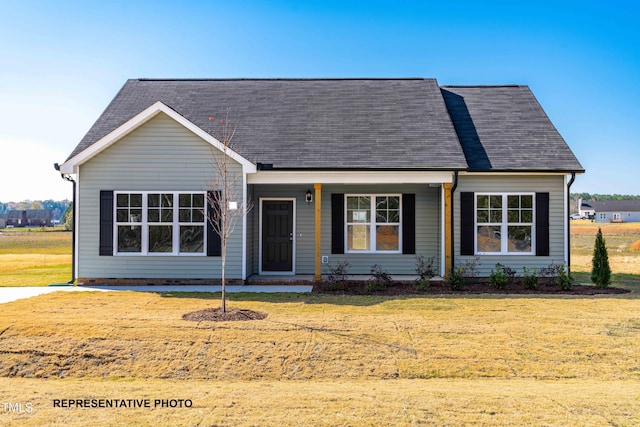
58, 78, 584, 285
578, 199, 595, 218
0, 216, 6, 229
5, 210, 54, 227
585, 200, 640, 223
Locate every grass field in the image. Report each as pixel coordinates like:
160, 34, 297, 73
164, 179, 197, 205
0, 228, 72, 286
1, 291, 640, 425
570, 220, 640, 275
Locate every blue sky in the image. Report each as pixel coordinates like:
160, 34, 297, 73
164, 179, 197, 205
1, 0, 638, 201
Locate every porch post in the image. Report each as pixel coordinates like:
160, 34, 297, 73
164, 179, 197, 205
443, 183, 452, 274
314, 183, 322, 282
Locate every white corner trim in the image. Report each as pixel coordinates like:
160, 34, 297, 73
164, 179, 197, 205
564, 174, 569, 264
60, 101, 256, 174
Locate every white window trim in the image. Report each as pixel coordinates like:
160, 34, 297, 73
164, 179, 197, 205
114, 191, 207, 256
345, 194, 402, 254
474, 192, 535, 256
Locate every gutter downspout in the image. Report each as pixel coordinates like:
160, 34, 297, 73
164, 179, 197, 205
567, 172, 576, 274
54, 163, 76, 284
450, 171, 459, 273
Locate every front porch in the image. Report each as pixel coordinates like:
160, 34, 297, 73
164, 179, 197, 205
246, 174, 455, 282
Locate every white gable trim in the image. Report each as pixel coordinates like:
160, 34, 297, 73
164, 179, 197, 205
60, 101, 256, 174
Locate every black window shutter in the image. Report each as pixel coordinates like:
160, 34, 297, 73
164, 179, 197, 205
402, 194, 415, 254
536, 192, 550, 256
331, 193, 344, 254
207, 191, 222, 257
460, 192, 475, 256
99, 190, 114, 256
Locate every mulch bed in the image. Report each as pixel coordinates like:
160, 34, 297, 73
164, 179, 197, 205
312, 280, 630, 296
182, 307, 268, 322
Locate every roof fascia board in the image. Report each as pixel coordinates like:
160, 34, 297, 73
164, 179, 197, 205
60, 101, 256, 174
459, 170, 585, 176
247, 170, 454, 185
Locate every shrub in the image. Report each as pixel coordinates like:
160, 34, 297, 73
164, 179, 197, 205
446, 267, 465, 291
556, 263, 573, 291
540, 262, 573, 290
367, 264, 393, 292
591, 228, 611, 289
522, 267, 539, 290
415, 255, 436, 291
459, 256, 481, 278
324, 260, 350, 291
489, 264, 509, 290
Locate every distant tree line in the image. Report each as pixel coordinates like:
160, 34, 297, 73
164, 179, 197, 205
0, 199, 71, 222
571, 193, 640, 201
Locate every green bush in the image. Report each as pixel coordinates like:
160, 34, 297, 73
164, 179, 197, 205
556, 263, 573, 291
414, 255, 436, 291
414, 278, 431, 292
591, 228, 611, 289
489, 264, 509, 290
446, 267, 465, 291
367, 264, 393, 292
521, 267, 539, 290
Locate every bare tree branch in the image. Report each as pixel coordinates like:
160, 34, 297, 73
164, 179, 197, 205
205, 109, 253, 312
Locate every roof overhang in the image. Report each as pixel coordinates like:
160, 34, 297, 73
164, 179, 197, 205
459, 169, 585, 175
247, 170, 455, 184
59, 101, 256, 174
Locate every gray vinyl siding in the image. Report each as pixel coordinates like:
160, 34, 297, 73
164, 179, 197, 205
323, 184, 441, 275
248, 185, 315, 275
595, 212, 640, 223
77, 113, 245, 280
247, 184, 441, 276
454, 174, 566, 277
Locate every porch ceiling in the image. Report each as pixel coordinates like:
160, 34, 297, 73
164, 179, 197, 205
247, 170, 454, 185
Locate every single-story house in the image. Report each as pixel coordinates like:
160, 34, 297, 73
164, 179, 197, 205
585, 200, 640, 223
58, 78, 584, 285
5, 210, 53, 227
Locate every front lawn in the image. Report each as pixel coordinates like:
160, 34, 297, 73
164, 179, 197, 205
1, 291, 639, 425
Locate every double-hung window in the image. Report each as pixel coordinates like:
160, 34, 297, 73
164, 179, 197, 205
476, 193, 534, 254
115, 192, 205, 255
346, 195, 401, 253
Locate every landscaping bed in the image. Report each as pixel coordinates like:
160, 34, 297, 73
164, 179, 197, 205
313, 280, 630, 296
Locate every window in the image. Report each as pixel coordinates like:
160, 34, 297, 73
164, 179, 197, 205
346, 195, 401, 253
115, 192, 205, 255
476, 193, 533, 254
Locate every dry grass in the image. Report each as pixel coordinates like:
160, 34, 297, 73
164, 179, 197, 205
1, 291, 640, 425
2, 377, 638, 426
0, 228, 71, 255
0, 230, 71, 286
570, 220, 640, 275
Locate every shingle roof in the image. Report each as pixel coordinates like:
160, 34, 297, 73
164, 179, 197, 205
68, 78, 468, 169
441, 85, 584, 172
586, 200, 640, 212
66, 78, 583, 172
